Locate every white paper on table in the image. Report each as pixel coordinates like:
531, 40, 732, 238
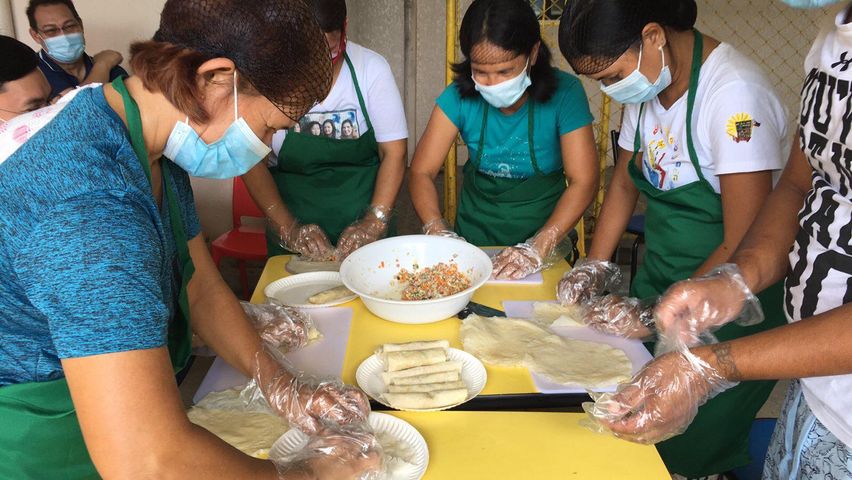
481, 248, 544, 285
502, 301, 652, 394
192, 307, 353, 404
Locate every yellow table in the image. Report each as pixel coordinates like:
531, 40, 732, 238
389, 411, 668, 479
250, 255, 572, 395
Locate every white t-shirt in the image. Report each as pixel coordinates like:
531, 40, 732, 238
789, 9, 852, 448
270, 42, 408, 157
618, 43, 788, 194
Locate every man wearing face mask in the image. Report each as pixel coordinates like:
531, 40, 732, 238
557, 0, 790, 478
27, 0, 127, 100
0, 35, 51, 123
242, 0, 408, 262
571, 0, 852, 479
410, 0, 598, 280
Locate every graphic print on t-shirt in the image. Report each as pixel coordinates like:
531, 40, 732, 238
294, 109, 360, 140
786, 59, 852, 321
643, 123, 688, 190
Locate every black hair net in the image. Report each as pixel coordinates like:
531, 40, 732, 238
154, 0, 333, 121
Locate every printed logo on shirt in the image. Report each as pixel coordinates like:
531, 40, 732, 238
293, 109, 360, 140
726, 113, 761, 143
831, 51, 852, 72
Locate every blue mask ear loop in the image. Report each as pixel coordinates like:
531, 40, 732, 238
184, 71, 240, 129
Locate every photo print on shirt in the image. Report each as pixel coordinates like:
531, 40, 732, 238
293, 109, 360, 140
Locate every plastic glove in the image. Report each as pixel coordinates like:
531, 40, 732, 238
279, 222, 335, 261
581, 295, 656, 339
491, 227, 573, 280
273, 424, 384, 480
336, 206, 391, 260
582, 350, 736, 444
557, 258, 623, 306
422, 218, 464, 241
655, 264, 764, 353
242, 346, 371, 435
240, 302, 317, 352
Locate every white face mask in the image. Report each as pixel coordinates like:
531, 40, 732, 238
472, 60, 532, 109
600, 44, 672, 105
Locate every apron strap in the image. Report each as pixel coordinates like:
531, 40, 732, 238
474, 98, 540, 175
343, 52, 375, 134
112, 77, 192, 271
111, 77, 194, 371
684, 29, 708, 185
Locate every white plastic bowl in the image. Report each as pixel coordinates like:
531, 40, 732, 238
339, 235, 493, 324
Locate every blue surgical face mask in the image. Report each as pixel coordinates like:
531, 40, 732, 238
600, 44, 672, 105
44, 33, 85, 63
473, 60, 532, 109
164, 72, 272, 179
780, 0, 845, 7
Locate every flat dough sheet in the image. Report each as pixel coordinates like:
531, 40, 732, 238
188, 388, 289, 458
531, 302, 585, 328
460, 314, 632, 388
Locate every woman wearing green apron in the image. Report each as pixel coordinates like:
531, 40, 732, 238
243, 0, 408, 262
0, 1, 377, 478
557, 1, 789, 477
409, 0, 598, 280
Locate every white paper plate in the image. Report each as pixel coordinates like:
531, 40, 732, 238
356, 348, 487, 412
264, 272, 357, 309
269, 412, 429, 480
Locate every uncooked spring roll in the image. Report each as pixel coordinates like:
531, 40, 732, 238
382, 348, 448, 372
383, 389, 468, 410
381, 360, 462, 384
378, 340, 450, 354
386, 381, 467, 393
389, 371, 461, 386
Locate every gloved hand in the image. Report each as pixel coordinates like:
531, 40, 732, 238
492, 226, 572, 280
242, 347, 371, 435
422, 218, 464, 241
240, 302, 317, 352
557, 258, 623, 306
273, 424, 384, 480
279, 222, 335, 261
582, 350, 736, 444
581, 295, 656, 339
336, 206, 391, 260
655, 264, 764, 353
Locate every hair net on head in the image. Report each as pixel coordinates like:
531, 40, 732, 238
154, 0, 333, 121
559, 0, 697, 76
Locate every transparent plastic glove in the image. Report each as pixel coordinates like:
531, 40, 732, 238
557, 259, 623, 306
279, 222, 335, 261
242, 346, 370, 435
582, 295, 656, 339
581, 350, 737, 444
240, 302, 317, 352
336, 207, 391, 260
655, 264, 764, 353
492, 227, 572, 280
422, 218, 464, 241
273, 424, 384, 480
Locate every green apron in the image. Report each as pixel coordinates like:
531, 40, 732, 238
627, 31, 785, 477
267, 53, 387, 255
455, 100, 567, 246
0, 77, 194, 480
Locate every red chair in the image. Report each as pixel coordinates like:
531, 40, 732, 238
211, 177, 268, 299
